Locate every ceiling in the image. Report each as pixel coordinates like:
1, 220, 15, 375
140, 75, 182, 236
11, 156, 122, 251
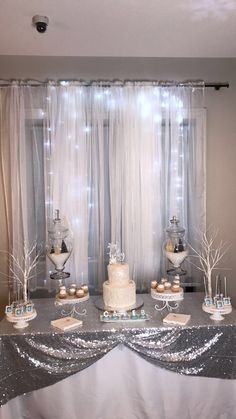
1, 0, 236, 57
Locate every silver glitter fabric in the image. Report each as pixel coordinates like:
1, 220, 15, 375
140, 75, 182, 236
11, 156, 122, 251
0, 293, 236, 406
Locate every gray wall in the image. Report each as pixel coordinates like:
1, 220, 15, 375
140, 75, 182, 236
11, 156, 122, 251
0, 56, 236, 310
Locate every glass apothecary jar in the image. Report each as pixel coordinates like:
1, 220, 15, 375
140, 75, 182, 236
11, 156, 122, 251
163, 216, 188, 276
46, 210, 72, 281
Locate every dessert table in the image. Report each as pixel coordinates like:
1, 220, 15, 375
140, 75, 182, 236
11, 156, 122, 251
1, 293, 236, 419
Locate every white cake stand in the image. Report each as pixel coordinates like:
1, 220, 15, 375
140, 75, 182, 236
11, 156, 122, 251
55, 293, 89, 305
202, 303, 232, 321
55, 294, 89, 317
6, 309, 37, 329
151, 288, 184, 311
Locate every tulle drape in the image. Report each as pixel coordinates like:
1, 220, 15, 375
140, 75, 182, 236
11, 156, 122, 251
46, 83, 90, 287
0, 81, 206, 294
46, 82, 206, 292
0, 84, 47, 295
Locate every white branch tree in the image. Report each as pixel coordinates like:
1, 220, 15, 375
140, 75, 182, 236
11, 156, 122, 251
188, 229, 230, 298
1, 241, 43, 304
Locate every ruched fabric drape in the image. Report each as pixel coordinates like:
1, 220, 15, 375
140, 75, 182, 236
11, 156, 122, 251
0, 81, 206, 293
1, 294, 236, 408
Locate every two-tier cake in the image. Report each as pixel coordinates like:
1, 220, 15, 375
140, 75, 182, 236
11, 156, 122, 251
103, 243, 136, 311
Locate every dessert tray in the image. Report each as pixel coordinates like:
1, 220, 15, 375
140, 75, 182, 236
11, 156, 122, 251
151, 287, 184, 301
100, 309, 150, 323
55, 293, 89, 305
151, 288, 184, 311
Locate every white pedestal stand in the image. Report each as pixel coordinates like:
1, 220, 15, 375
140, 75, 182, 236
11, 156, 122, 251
55, 293, 89, 305
55, 294, 89, 317
202, 303, 232, 321
151, 288, 184, 311
6, 309, 37, 329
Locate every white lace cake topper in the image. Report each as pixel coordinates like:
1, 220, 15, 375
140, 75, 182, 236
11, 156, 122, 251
108, 242, 125, 264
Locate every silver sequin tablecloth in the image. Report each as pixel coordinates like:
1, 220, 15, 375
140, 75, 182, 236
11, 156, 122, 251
0, 293, 236, 406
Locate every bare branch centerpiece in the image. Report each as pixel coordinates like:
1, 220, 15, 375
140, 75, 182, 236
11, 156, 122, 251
189, 228, 232, 320
4, 241, 42, 328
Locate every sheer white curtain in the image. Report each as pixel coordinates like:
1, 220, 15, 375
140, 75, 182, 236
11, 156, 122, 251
159, 85, 206, 275
0, 81, 206, 295
46, 81, 206, 292
46, 82, 90, 287
0, 83, 47, 297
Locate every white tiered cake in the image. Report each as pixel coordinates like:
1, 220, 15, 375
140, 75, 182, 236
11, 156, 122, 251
103, 263, 136, 310
103, 243, 136, 311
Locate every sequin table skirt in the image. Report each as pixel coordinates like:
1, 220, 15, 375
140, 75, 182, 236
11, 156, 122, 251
0, 293, 236, 406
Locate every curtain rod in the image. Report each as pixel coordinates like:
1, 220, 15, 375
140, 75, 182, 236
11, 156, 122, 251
0, 80, 229, 90
204, 82, 229, 90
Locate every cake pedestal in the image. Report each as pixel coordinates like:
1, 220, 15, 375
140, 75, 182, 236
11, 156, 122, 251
55, 295, 89, 317
94, 295, 144, 313
151, 288, 184, 311
202, 303, 232, 321
6, 309, 37, 329
55, 293, 89, 305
